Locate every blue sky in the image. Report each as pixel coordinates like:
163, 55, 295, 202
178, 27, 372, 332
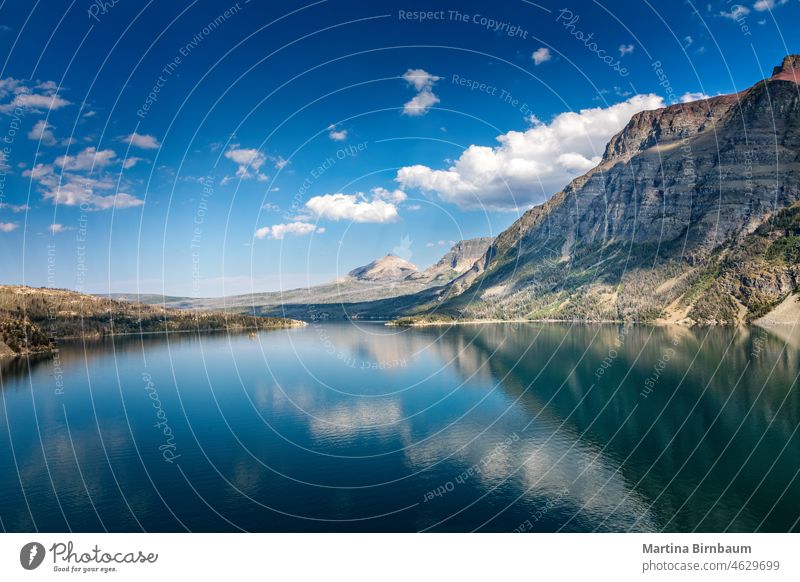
0, 0, 797, 296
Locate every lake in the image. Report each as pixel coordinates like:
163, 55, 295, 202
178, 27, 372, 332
0, 322, 798, 532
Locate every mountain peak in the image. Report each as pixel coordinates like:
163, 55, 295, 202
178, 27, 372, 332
420, 238, 494, 281
430, 55, 800, 325
603, 55, 800, 164
771, 54, 800, 82
348, 254, 419, 281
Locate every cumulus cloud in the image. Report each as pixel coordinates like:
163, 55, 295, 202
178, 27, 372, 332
255, 221, 323, 240
720, 5, 750, 19
0, 78, 23, 100
55, 147, 117, 171
124, 132, 161, 149
28, 120, 57, 146
328, 124, 348, 141
122, 157, 144, 169
532, 47, 552, 65
753, 0, 787, 11
0, 78, 70, 114
305, 190, 402, 223
0, 222, 19, 232
403, 90, 439, 116
396, 93, 665, 211
224, 145, 268, 181
48, 223, 73, 234
402, 69, 440, 91
618, 44, 635, 57
402, 68, 440, 116
0, 202, 29, 213
23, 161, 144, 210
680, 92, 711, 103
370, 187, 407, 203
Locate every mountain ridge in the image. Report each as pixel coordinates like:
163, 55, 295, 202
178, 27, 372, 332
110, 237, 493, 316
396, 55, 800, 326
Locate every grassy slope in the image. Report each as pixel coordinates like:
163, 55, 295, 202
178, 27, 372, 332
393, 203, 800, 326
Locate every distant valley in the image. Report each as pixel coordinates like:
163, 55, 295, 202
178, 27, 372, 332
110, 237, 493, 319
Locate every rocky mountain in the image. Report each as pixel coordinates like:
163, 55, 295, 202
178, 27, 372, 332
126, 238, 492, 318
415, 237, 494, 283
398, 56, 800, 326
348, 255, 419, 281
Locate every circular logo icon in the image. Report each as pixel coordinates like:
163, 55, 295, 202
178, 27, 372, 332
20, 542, 46, 570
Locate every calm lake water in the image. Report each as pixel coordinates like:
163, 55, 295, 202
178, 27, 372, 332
1, 322, 798, 532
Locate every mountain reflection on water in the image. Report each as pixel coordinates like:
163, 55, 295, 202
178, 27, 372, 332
0, 322, 797, 532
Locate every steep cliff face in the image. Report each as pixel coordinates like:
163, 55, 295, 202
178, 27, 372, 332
434, 56, 800, 325
417, 237, 493, 282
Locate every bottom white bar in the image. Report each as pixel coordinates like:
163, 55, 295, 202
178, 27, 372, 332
1, 534, 796, 581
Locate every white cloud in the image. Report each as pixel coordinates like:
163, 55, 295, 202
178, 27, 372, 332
23, 162, 144, 210
15, 93, 69, 111
305, 192, 401, 223
0, 202, 29, 213
124, 132, 160, 149
48, 223, 73, 234
402, 68, 441, 116
328, 124, 348, 141
255, 221, 323, 240
0, 222, 19, 232
274, 156, 289, 169
122, 157, 144, 169
0, 81, 70, 114
224, 145, 268, 181
402, 69, 440, 91
370, 187, 407, 203
55, 147, 117, 171
0, 78, 22, 99
753, 0, 787, 11
720, 5, 750, 19
532, 47, 552, 65
680, 92, 711, 103
28, 120, 57, 146
618, 44, 635, 57
396, 93, 665, 211
403, 90, 439, 116
42, 181, 142, 209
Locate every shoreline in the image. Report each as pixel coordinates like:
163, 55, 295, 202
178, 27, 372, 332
385, 317, 797, 328
0, 321, 307, 359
